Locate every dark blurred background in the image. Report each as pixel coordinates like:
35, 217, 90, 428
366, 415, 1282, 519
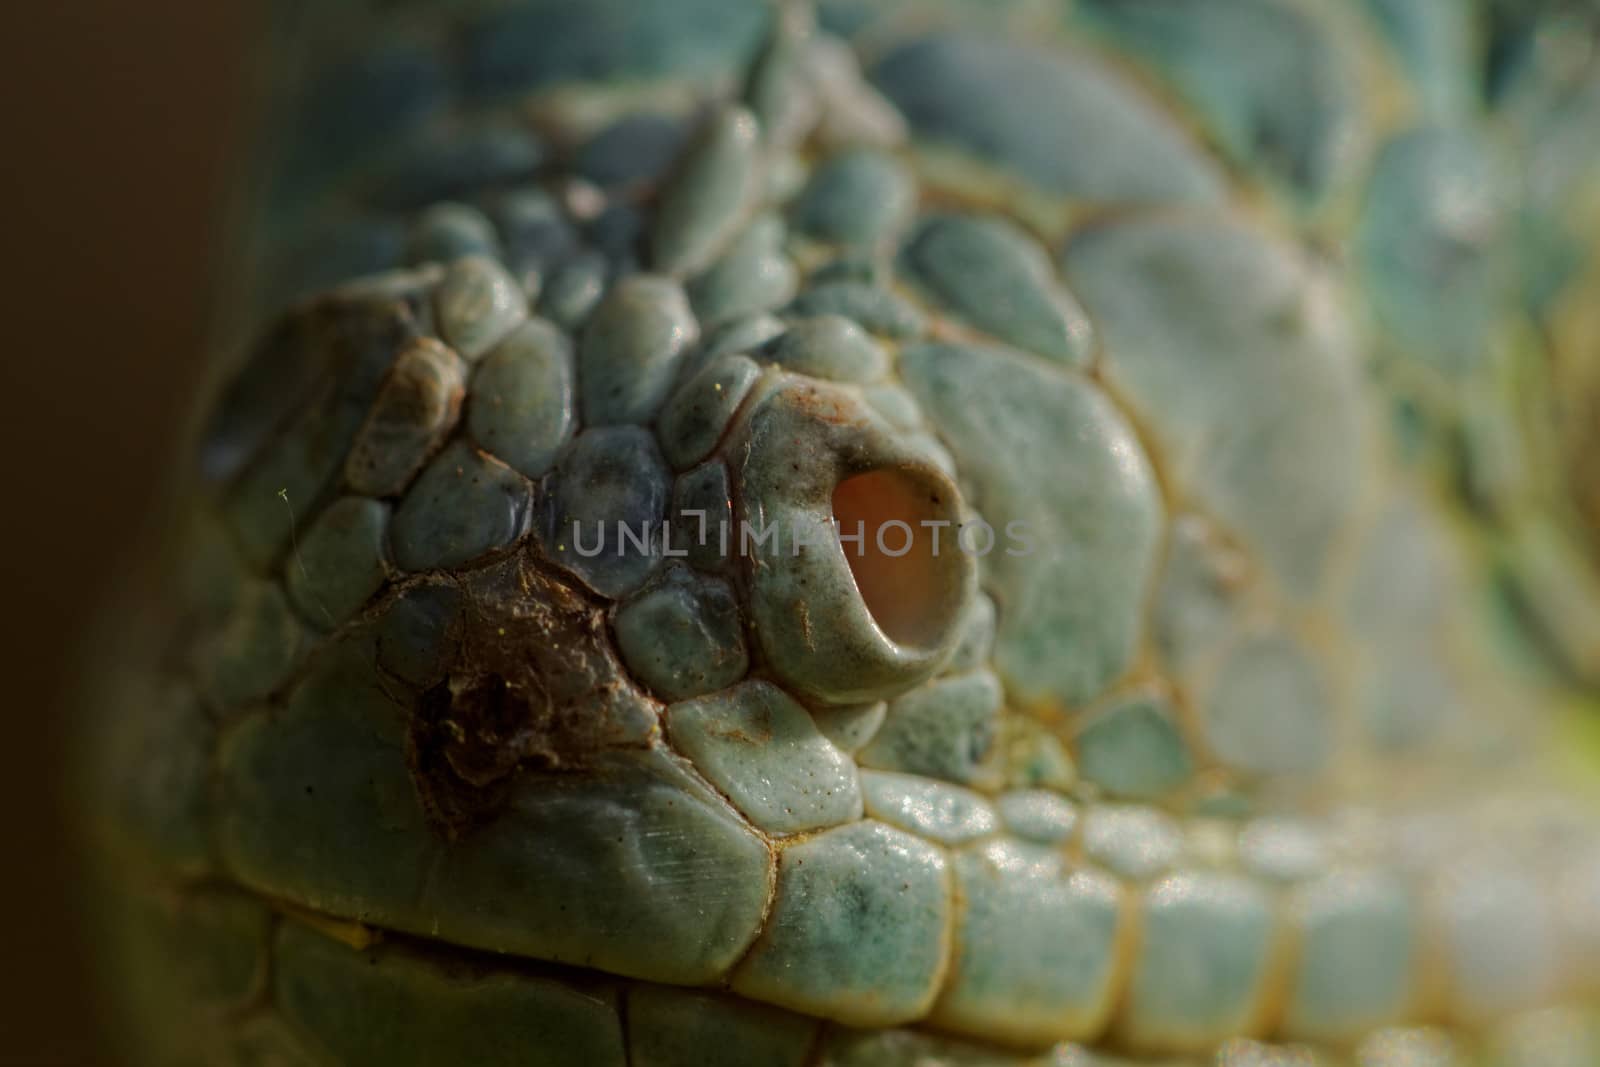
2, 4, 250, 1062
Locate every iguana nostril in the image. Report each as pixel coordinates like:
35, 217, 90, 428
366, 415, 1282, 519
731, 378, 975, 705
832, 467, 962, 650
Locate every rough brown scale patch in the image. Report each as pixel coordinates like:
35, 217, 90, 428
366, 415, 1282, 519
406, 551, 656, 839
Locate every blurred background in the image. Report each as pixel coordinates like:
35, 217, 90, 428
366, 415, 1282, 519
2, 4, 249, 1062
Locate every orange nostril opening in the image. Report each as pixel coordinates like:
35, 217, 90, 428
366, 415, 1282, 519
832, 468, 960, 649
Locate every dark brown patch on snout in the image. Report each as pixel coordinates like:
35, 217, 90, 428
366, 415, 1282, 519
404, 552, 657, 839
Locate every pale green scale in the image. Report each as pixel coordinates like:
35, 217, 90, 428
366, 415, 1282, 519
650, 107, 762, 277
408, 202, 499, 266
1062, 213, 1366, 600
731, 820, 952, 1026
1074, 694, 1196, 800
577, 276, 699, 426
614, 566, 749, 701
788, 278, 927, 338
687, 212, 799, 325
765, 313, 890, 382
1124, 872, 1277, 1048
901, 213, 1095, 366
1080, 804, 1184, 881
858, 769, 998, 844
1283, 870, 1419, 1043
996, 789, 1081, 845
665, 681, 862, 833
934, 841, 1126, 1045
465, 318, 576, 480
1204, 632, 1335, 777
655, 353, 763, 470
857, 671, 1004, 784
900, 341, 1164, 707
434, 255, 527, 361
792, 147, 917, 246
1074, 0, 1369, 201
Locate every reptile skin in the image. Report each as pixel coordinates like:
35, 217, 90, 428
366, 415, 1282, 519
86, 2, 1600, 1064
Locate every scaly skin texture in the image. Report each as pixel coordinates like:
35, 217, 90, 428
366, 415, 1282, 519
87, 2, 1600, 1064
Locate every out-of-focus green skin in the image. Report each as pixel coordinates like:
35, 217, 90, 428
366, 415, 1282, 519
84, 2, 1600, 1065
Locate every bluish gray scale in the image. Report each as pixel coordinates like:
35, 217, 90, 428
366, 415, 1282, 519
369, 123, 546, 212
687, 213, 798, 326
200, 310, 358, 487
788, 279, 925, 338
1358, 125, 1511, 374
373, 580, 464, 689
671, 459, 735, 575
537, 250, 610, 330
689, 314, 788, 380
460, 0, 771, 101
344, 337, 466, 497
542, 426, 672, 598
576, 114, 691, 190
764, 314, 889, 383
284, 495, 391, 628
435, 256, 528, 361
792, 148, 917, 247
900, 213, 1092, 366
741, 2, 817, 149
651, 107, 761, 277
578, 276, 699, 425
656, 354, 763, 471
467, 319, 576, 480
614, 566, 749, 701
1075, 0, 1365, 200
407, 202, 500, 266
587, 202, 646, 271
869, 31, 1225, 203
390, 441, 532, 572
492, 188, 580, 289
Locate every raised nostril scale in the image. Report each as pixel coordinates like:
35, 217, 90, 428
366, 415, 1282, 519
728, 377, 975, 705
